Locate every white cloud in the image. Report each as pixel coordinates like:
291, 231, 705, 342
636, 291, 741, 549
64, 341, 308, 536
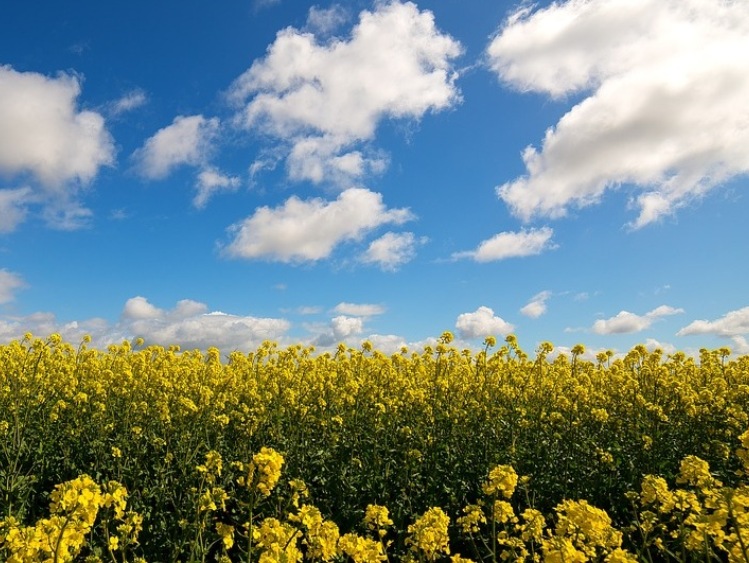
453, 227, 555, 262
0, 187, 33, 232
0, 66, 115, 230
593, 305, 684, 334
731, 336, 749, 355
297, 306, 322, 315
229, 0, 462, 186
520, 290, 552, 318
309, 314, 366, 347
677, 306, 749, 337
489, 0, 749, 228
122, 296, 167, 320
224, 187, 413, 262
108, 89, 147, 116
331, 315, 364, 339
333, 302, 385, 317
134, 115, 220, 179
0, 65, 115, 187
365, 333, 409, 354
305, 5, 348, 35
0, 296, 291, 352
455, 306, 514, 339
0, 270, 26, 304
194, 168, 241, 209
361, 231, 424, 271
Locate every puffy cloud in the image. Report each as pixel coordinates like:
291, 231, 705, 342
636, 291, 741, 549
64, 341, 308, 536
0, 270, 26, 304
333, 302, 385, 317
331, 315, 364, 339
229, 1, 462, 186
194, 168, 241, 209
452, 227, 555, 262
0, 66, 115, 230
224, 187, 413, 262
309, 314, 366, 347
0, 187, 33, 233
593, 305, 684, 334
455, 306, 514, 339
520, 290, 552, 318
0, 65, 114, 187
361, 231, 424, 271
122, 296, 168, 320
489, 0, 749, 228
677, 306, 749, 337
133, 115, 220, 179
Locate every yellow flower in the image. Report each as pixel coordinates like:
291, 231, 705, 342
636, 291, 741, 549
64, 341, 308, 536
249, 447, 285, 497
216, 522, 235, 550
364, 505, 394, 532
492, 500, 517, 525
406, 507, 450, 561
338, 533, 386, 563
457, 504, 486, 533
483, 465, 519, 499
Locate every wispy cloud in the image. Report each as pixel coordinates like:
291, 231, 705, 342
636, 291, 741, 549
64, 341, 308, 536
0, 269, 26, 304
453, 227, 556, 262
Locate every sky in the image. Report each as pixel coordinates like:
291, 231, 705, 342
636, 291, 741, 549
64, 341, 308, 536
1, 0, 748, 357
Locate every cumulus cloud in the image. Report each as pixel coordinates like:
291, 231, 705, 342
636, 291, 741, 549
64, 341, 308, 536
229, 0, 462, 186
455, 306, 514, 339
677, 306, 749, 338
0, 270, 26, 304
520, 290, 552, 318
193, 168, 241, 209
333, 302, 385, 317
330, 315, 364, 339
361, 231, 424, 271
0, 65, 115, 187
488, 0, 749, 228
133, 115, 220, 179
309, 314, 366, 347
593, 305, 684, 335
452, 227, 555, 262
0, 66, 115, 230
224, 187, 413, 262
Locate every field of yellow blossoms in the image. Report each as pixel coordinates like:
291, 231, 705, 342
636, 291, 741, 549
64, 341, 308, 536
3, 332, 749, 562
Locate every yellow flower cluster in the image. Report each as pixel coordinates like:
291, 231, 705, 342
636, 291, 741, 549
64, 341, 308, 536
249, 447, 285, 497
406, 507, 451, 561
483, 465, 519, 499
4, 333, 749, 561
0, 476, 141, 563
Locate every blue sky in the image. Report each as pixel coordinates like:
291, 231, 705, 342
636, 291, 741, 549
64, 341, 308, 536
1, 0, 748, 357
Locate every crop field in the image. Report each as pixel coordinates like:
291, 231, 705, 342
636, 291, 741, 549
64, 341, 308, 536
2, 333, 749, 562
